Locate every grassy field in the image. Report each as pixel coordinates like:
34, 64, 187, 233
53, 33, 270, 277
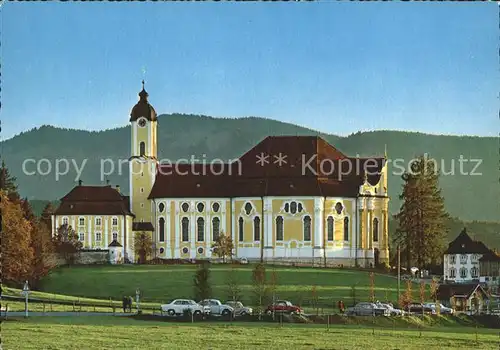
3, 316, 499, 349
38, 264, 414, 309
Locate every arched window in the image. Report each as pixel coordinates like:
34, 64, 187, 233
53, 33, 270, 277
238, 217, 244, 241
450, 268, 456, 278
460, 267, 468, 279
290, 202, 298, 214
181, 202, 189, 213
343, 217, 349, 241
140, 142, 146, 157
254, 217, 261, 241
212, 217, 220, 241
471, 267, 479, 278
197, 217, 205, 242
303, 216, 311, 242
276, 216, 284, 241
159, 217, 165, 242
158, 203, 165, 213
197, 203, 204, 213
181, 217, 189, 242
373, 218, 379, 242
327, 216, 334, 241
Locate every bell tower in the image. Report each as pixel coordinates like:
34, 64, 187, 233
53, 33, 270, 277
129, 81, 158, 224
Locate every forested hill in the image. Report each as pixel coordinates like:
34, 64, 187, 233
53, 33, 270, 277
2, 113, 498, 222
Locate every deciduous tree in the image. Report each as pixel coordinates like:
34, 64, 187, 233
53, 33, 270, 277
193, 262, 212, 301
133, 231, 153, 264
252, 263, 268, 318
225, 266, 242, 302
52, 224, 83, 265
30, 220, 56, 288
1, 192, 34, 286
211, 231, 234, 263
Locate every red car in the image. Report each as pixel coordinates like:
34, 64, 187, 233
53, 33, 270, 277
265, 300, 303, 315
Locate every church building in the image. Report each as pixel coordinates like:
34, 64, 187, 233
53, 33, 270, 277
52, 83, 390, 267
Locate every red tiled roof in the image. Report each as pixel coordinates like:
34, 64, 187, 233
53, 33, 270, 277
56, 185, 134, 216
148, 136, 385, 199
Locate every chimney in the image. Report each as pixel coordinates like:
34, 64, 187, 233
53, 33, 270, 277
78, 179, 83, 186
116, 185, 120, 193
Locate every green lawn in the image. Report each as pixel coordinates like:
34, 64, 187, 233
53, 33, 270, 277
38, 264, 412, 309
3, 317, 499, 349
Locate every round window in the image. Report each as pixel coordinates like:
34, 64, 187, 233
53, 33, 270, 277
182, 203, 189, 213
197, 202, 205, 213
182, 247, 189, 254
158, 203, 165, 213
212, 202, 220, 213
197, 247, 204, 254
244, 202, 253, 215
159, 247, 165, 254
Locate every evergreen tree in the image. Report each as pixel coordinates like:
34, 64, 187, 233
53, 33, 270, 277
20, 197, 36, 222
41, 202, 55, 228
393, 155, 449, 270
0, 192, 34, 286
193, 262, 212, 301
0, 160, 20, 202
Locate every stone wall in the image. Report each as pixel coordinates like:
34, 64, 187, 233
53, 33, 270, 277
52, 250, 110, 266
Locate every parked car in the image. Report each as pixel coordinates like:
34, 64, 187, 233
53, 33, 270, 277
199, 299, 234, 316
265, 300, 303, 315
226, 301, 253, 316
404, 303, 434, 315
240, 257, 249, 265
161, 299, 210, 316
375, 302, 405, 316
423, 303, 454, 315
345, 302, 391, 316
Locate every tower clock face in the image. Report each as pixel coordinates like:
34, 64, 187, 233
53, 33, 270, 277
138, 118, 146, 127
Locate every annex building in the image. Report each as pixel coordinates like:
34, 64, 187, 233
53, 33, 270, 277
52, 83, 390, 267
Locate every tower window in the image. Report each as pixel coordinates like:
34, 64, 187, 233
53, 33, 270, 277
303, 216, 311, 241
140, 142, 146, 157
276, 216, 284, 241
373, 218, 379, 242
327, 216, 334, 241
253, 217, 261, 241
182, 217, 189, 242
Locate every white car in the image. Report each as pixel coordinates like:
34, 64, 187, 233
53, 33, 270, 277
161, 299, 210, 316
424, 303, 454, 315
199, 299, 234, 316
376, 302, 405, 316
240, 257, 249, 265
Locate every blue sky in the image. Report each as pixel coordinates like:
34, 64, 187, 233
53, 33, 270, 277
1, 3, 498, 140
